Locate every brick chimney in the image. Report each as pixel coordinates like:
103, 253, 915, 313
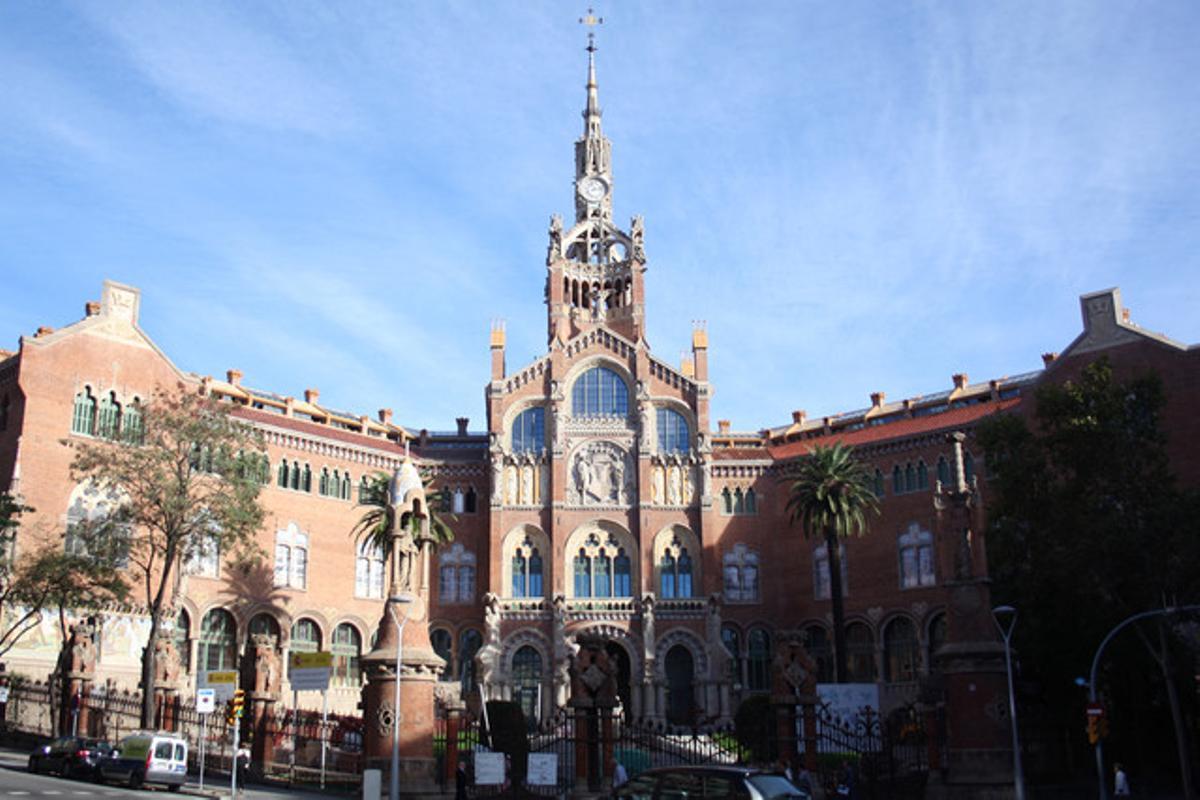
1121, 308, 1131, 323
870, 391, 886, 409
456, 417, 469, 436
952, 373, 969, 391
226, 369, 243, 387
304, 388, 320, 404
378, 408, 393, 425
717, 420, 731, 434
34, 326, 54, 338
791, 410, 807, 425
1041, 352, 1058, 367
85, 301, 101, 317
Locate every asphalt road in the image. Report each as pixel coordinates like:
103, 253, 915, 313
0, 764, 180, 798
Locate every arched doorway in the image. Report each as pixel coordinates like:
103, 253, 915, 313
512, 646, 542, 730
665, 645, 694, 725
604, 641, 632, 715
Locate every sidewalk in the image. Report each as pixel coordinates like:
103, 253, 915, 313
0, 746, 355, 800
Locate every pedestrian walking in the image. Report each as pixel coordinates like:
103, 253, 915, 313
611, 757, 628, 788
455, 759, 468, 800
1114, 762, 1131, 796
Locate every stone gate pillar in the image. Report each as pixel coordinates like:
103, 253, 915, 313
62, 622, 97, 735
770, 632, 819, 775
246, 633, 281, 766
568, 633, 618, 791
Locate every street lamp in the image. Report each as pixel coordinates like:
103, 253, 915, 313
992, 605, 1026, 800
388, 593, 416, 800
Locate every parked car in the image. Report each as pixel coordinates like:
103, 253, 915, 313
98, 732, 188, 791
610, 765, 811, 800
27, 737, 114, 780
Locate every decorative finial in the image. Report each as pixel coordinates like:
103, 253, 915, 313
579, 7, 604, 51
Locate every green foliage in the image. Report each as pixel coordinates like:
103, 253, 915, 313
350, 471, 455, 562
978, 358, 1200, 770
783, 442, 879, 682
482, 700, 529, 784
733, 695, 778, 763
68, 385, 267, 725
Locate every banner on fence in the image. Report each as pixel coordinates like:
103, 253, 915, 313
475, 752, 505, 785
202, 671, 238, 701
527, 753, 557, 786
816, 682, 880, 727
289, 651, 333, 691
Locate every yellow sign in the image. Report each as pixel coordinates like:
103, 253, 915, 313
206, 671, 238, 684
289, 651, 333, 670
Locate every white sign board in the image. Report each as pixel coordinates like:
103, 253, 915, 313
527, 753, 557, 786
0, 686, 9, 703
289, 651, 333, 692
196, 688, 216, 714
474, 752, 505, 785
201, 671, 238, 701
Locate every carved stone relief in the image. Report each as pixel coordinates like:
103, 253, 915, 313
567, 441, 635, 506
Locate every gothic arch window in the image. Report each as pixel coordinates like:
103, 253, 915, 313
883, 617, 919, 683
358, 474, 370, 502
571, 366, 629, 417
355, 541, 385, 599
898, 523, 936, 588
873, 469, 885, 498
721, 625, 743, 687
438, 544, 477, 605
655, 526, 700, 599
916, 460, 929, 490
722, 543, 759, 603
185, 524, 220, 579
431, 628, 453, 680
733, 488, 745, 514
512, 646, 543, 728
64, 481, 130, 567
465, 486, 477, 513
802, 624, 834, 683
747, 628, 771, 692
319, 468, 332, 496
656, 407, 690, 453
566, 526, 636, 599
845, 622, 877, 682
892, 465, 903, 494
199, 608, 237, 672
511, 407, 545, 453
459, 629, 482, 696
744, 488, 757, 514
332, 623, 362, 687
72, 387, 97, 435
278, 459, 289, 488
123, 398, 144, 444
452, 487, 465, 514
721, 487, 733, 514
504, 526, 549, 599
289, 461, 301, 491
302, 464, 312, 492
173, 609, 191, 673
904, 463, 916, 493
274, 523, 308, 589
964, 451, 975, 484
340, 471, 352, 500
813, 541, 847, 601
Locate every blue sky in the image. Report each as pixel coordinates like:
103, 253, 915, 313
2, 2, 1198, 432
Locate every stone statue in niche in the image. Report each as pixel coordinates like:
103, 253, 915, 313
548, 214, 563, 261
683, 467, 695, 505
631, 215, 645, 261
67, 623, 97, 676
651, 465, 665, 505
666, 464, 682, 506
520, 464, 534, 504
505, 465, 518, 505
250, 633, 279, 696
154, 634, 183, 689
490, 456, 503, 504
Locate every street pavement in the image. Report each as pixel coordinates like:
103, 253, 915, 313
0, 749, 351, 800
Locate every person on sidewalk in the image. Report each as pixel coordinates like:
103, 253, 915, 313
1113, 762, 1131, 796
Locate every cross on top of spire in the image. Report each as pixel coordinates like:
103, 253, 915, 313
579, 7, 603, 51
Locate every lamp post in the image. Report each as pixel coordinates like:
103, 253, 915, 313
388, 593, 415, 800
992, 605, 1025, 800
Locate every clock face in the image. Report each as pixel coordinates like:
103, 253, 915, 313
579, 177, 608, 202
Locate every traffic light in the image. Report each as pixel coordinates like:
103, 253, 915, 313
226, 689, 245, 726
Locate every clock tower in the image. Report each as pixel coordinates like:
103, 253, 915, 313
545, 33, 647, 345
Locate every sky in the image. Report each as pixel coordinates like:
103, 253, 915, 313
2, 1, 1198, 433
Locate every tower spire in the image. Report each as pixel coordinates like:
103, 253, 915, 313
574, 8, 611, 224
584, 28, 602, 139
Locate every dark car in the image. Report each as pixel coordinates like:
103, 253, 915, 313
28, 736, 114, 780
611, 765, 811, 800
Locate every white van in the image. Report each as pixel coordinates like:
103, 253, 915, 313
99, 732, 188, 790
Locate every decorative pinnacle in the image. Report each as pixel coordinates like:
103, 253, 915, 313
579, 8, 603, 132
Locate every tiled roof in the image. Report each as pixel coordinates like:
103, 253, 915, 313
767, 397, 1023, 460
232, 406, 409, 456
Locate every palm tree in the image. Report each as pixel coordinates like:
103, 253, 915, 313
784, 442, 880, 683
351, 471, 456, 584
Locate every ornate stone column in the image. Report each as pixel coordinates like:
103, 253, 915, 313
360, 461, 447, 796
927, 432, 1014, 799
770, 633, 819, 775
568, 633, 618, 792
246, 633, 281, 765
151, 630, 184, 732
62, 622, 97, 736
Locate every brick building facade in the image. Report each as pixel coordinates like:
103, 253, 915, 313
1, 49, 1197, 722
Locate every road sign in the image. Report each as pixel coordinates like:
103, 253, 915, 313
289, 651, 333, 691
202, 670, 238, 701
196, 688, 216, 714
1085, 701, 1105, 717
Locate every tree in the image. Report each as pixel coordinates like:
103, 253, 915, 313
351, 471, 455, 576
0, 493, 129, 662
978, 358, 1200, 791
69, 386, 266, 727
783, 442, 880, 683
